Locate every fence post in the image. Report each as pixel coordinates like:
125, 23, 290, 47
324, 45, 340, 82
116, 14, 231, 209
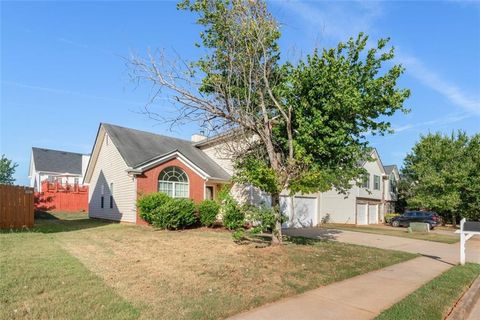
460, 218, 466, 266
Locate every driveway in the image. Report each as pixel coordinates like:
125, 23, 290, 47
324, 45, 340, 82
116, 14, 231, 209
229, 229, 479, 320
283, 227, 480, 264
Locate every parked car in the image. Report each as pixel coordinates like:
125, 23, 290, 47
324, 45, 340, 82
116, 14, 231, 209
390, 211, 440, 229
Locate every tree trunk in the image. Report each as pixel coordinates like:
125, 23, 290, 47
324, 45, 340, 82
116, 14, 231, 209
271, 192, 283, 245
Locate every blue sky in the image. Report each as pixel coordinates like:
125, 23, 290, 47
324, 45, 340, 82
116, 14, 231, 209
1, 0, 479, 185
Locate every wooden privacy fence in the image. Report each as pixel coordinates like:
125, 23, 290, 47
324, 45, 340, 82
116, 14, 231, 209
0, 184, 35, 228
35, 180, 88, 212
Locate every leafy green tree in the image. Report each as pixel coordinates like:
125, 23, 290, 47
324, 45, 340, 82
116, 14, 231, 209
461, 134, 480, 221
402, 132, 480, 223
0, 154, 18, 185
130, 0, 410, 243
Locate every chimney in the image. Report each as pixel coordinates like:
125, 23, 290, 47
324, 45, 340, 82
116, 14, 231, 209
191, 132, 207, 142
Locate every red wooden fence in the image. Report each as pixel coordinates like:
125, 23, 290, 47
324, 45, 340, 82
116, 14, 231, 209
0, 184, 34, 228
35, 181, 88, 212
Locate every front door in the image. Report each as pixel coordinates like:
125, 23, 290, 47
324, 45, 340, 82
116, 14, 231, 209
205, 186, 214, 200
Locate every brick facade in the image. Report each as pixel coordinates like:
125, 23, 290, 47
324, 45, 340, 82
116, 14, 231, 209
135, 157, 205, 225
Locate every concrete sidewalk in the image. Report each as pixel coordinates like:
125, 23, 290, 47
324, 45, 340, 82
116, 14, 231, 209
229, 229, 479, 320
467, 296, 480, 320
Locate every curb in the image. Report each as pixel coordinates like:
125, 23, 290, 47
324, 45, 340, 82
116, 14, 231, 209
446, 274, 480, 320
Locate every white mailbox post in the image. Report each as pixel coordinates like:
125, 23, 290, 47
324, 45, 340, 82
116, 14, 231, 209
460, 218, 480, 265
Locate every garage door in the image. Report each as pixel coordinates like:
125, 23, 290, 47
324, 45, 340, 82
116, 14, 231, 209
356, 203, 368, 225
281, 196, 317, 228
368, 204, 378, 224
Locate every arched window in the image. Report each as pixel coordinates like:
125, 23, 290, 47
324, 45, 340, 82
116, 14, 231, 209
158, 166, 189, 198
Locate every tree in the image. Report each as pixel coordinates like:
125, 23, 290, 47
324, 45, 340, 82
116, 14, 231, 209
0, 154, 18, 185
402, 132, 480, 224
460, 134, 480, 221
130, 0, 410, 244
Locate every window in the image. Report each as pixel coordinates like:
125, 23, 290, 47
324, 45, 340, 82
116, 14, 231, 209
158, 166, 189, 198
374, 175, 380, 190
74, 177, 79, 185
101, 183, 104, 208
389, 174, 397, 193
362, 174, 370, 189
110, 183, 114, 208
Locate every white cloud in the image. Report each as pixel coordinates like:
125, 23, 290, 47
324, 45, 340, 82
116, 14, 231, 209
396, 53, 480, 115
276, 0, 382, 41
275, 0, 480, 116
2, 81, 143, 105
393, 112, 470, 134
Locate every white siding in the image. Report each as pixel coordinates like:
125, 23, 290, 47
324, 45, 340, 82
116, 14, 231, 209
200, 142, 235, 175
384, 171, 399, 202
88, 132, 137, 223
81, 155, 90, 179
357, 159, 383, 200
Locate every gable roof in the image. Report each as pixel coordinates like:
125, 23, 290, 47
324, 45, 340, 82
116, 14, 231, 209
356, 148, 386, 175
383, 165, 397, 175
102, 123, 231, 181
32, 147, 84, 175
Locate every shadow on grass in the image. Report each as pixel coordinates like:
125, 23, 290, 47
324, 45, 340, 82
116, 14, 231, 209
234, 230, 337, 247
0, 211, 114, 234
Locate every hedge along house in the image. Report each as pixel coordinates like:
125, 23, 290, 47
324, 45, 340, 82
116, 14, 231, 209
83, 123, 231, 224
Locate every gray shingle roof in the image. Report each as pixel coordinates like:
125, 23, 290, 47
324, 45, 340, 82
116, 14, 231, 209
32, 147, 83, 175
383, 165, 397, 175
103, 124, 231, 181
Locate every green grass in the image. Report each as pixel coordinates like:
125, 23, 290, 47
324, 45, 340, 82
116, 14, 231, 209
0, 212, 416, 319
322, 224, 459, 244
0, 229, 139, 319
376, 264, 480, 320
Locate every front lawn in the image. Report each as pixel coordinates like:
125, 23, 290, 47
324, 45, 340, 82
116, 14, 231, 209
376, 263, 480, 320
322, 224, 459, 244
1, 212, 415, 320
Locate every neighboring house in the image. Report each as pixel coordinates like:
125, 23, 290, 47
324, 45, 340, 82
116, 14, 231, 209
83, 123, 231, 223
383, 164, 400, 214
84, 123, 397, 227
29, 147, 90, 192
280, 149, 389, 227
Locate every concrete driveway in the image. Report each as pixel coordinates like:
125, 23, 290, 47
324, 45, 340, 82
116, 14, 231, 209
229, 228, 479, 320
283, 227, 479, 264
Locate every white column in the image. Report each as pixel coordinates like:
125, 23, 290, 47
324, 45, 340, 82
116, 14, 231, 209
460, 218, 466, 265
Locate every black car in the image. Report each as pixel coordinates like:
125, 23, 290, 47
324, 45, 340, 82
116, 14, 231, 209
390, 211, 440, 229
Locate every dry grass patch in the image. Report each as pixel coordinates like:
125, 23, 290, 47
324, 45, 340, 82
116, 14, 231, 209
56, 221, 415, 319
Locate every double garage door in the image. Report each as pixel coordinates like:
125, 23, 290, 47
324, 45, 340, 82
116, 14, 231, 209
356, 201, 380, 225
280, 195, 317, 228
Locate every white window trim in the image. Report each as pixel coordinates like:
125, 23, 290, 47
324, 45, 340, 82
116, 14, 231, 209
158, 166, 190, 198
374, 175, 381, 190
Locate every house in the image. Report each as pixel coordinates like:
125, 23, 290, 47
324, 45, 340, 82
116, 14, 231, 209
29, 147, 90, 192
383, 165, 400, 214
84, 123, 398, 227
83, 123, 231, 223
280, 149, 392, 227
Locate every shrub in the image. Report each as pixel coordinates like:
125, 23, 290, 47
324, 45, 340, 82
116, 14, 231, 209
137, 192, 197, 229
152, 198, 197, 230
137, 193, 171, 224
223, 204, 244, 230
198, 199, 220, 227
244, 204, 283, 234
219, 190, 244, 230
385, 213, 401, 224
